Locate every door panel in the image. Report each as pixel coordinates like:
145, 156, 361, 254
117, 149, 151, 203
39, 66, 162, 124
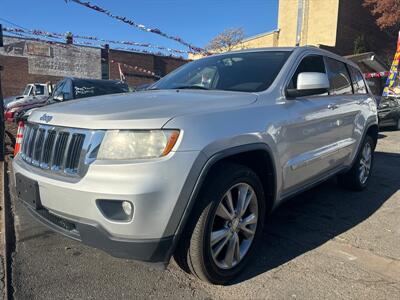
281, 96, 349, 192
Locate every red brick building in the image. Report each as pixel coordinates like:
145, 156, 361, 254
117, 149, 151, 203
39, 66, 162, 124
0, 36, 187, 98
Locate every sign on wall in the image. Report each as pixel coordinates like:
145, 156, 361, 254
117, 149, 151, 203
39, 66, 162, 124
0, 37, 102, 79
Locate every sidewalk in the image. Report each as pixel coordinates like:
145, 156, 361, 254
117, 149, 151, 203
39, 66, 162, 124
0, 161, 5, 299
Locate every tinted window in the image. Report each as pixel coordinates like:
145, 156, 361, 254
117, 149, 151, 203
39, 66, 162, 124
289, 55, 326, 89
348, 66, 367, 94
152, 51, 292, 92
325, 58, 352, 95
34, 85, 45, 95
61, 79, 74, 100
74, 80, 129, 99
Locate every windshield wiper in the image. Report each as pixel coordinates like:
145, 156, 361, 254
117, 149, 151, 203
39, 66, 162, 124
174, 85, 210, 90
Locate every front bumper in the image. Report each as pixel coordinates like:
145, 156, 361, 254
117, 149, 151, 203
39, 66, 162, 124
24, 204, 174, 263
13, 150, 201, 262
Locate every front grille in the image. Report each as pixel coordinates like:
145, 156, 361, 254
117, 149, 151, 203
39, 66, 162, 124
21, 124, 87, 176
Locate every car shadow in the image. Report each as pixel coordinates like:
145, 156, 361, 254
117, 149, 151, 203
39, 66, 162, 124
378, 133, 387, 139
231, 151, 400, 284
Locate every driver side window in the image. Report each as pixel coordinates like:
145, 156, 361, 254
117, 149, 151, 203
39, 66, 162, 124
289, 55, 326, 94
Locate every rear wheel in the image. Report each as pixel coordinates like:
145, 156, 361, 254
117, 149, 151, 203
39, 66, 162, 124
174, 163, 266, 284
338, 135, 374, 190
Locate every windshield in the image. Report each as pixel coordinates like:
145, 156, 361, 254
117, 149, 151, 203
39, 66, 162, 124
22, 85, 33, 96
152, 51, 292, 92
34, 84, 45, 95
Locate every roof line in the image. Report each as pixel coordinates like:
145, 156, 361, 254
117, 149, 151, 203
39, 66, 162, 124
242, 29, 280, 43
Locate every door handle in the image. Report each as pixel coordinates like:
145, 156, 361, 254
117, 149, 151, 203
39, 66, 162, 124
327, 103, 338, 110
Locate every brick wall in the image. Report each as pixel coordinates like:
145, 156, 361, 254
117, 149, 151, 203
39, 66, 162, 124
0, 55, 62, 98
108, 50, 187, 88
0, 36, 188, 98
329, 0, 396, 64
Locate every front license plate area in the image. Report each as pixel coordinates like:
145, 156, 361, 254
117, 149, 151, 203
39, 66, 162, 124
15, 173, 42, 210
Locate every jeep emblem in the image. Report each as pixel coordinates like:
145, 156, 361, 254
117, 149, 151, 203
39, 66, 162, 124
39, 113, 53, 123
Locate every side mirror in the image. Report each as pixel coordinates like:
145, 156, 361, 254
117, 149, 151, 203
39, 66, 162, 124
53, 93, 65, 102
286, 72, 330, 98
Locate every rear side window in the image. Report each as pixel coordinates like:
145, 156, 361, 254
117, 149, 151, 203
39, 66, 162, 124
348, 66, 367, 94
325, 58, 352, 95
289, 55, 326, 89
74, 81, 129, 99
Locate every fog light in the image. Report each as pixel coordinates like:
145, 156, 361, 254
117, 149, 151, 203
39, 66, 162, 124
122, 201, 133, 216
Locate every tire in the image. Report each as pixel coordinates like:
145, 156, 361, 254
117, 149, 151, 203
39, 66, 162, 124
338, 135, 375, 191
174, 163, 266, 285
396, 118, 400, 131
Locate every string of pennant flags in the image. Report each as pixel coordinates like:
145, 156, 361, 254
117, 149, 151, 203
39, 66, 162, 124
65, 0, 206, 53
4, 29, 185, 58
7, 29, 162, 81
363, 71, 390, 79
109, 59, 161, 79
3, 27, 192, 56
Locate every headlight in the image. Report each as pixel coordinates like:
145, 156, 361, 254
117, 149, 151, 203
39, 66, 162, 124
97, 130, 180, 160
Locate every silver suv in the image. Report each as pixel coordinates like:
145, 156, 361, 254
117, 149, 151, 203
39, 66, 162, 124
13, 47, 378, 284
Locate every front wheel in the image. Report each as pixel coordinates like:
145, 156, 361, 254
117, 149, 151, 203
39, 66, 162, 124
338, 135, 375, 190
174, 163, 266, 284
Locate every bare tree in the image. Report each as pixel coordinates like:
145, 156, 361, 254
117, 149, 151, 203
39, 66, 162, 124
363, 0, 400, 29
206, 28, 245, 53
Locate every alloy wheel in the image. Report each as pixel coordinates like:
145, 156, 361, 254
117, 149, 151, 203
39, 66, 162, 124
359, 142, 372, 184
209, 183, 258, 270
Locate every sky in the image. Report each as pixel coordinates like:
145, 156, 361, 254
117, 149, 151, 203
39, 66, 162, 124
1, 0, 279, 56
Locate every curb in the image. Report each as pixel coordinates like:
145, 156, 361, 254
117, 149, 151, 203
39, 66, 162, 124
1, 160, 12, 300
0, 161, 8, 299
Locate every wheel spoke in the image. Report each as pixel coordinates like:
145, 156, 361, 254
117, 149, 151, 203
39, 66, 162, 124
216, 202, 234, 221
234, 233, 241, 262
211, 228, 230, 246
224, 233, 238, 268
212, 232, 230, 258
241, 213, 257, 227
237, 185, 252, 217
239, 225, 256, 239
225, 190, 235, 216
359, 167, 365, 182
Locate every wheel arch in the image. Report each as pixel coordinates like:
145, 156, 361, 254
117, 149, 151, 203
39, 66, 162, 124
366, 124, 379, 149
167, 143, 278, 260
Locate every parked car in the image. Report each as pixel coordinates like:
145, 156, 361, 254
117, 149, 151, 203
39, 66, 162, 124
4, 83, 53, 121
13, 47, 378, 284
378, 96, 400, 130
14, 77, 129, 122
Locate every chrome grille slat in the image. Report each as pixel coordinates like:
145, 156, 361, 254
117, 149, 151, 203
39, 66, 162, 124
41, 130, 56, 167
26, 128, 38, 162
32, 129, 45, 165
66, 134, 85, 171
52, 132, 69, 169
19, 123, 95, 177
20, 126, 31, 157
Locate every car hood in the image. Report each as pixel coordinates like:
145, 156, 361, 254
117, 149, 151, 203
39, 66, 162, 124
29, 90, 258, 129
6, 95, 47, 110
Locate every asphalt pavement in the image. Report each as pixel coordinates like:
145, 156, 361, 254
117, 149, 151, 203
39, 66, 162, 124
7, 130, 400, 299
